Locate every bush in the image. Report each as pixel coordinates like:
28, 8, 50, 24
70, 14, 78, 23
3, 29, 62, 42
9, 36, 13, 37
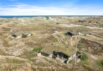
32, 47, 42, 53
81, 53, 88, 61
96, 60, 103, 68
78, 43, 85, 49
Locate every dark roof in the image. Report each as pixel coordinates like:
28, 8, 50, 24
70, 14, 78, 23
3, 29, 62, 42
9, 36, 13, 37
52, 51, 69, 59
65, 32, 74, 36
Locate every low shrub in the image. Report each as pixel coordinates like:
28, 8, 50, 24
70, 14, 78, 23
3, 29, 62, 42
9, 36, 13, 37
96, 60, 103, 68
32, 47, 42, 53
81, 53, 88, 61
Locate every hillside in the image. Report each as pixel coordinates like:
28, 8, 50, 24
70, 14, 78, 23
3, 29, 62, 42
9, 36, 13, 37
0, 16, 103, 71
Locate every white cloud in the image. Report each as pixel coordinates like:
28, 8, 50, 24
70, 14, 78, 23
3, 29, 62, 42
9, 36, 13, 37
0, 4, 103, 15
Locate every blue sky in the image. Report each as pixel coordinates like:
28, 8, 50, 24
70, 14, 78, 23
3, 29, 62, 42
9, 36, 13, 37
0, 0, 103, 15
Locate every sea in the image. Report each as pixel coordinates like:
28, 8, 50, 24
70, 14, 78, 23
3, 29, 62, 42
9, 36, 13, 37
0, 16, 38, 18
0, 15, 102, 18
0, 15, 63, 18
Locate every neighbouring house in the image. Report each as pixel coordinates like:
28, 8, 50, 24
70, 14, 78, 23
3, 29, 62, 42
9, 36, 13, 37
11, 34, 17, 38
11, 33, 21, 38
37, 51, 69, 64
51, 51, 69, 64
65, 32, 74, 37
11, 32, 32, 39
22, 33, 32, 38
37, 51, 82, 64
67, 51, 82, 63
78, 20, 86, 23
22, 33, 27, 38
37, 52, 50, 58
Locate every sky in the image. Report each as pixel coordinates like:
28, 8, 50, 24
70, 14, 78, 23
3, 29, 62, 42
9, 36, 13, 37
0, 0, 103, 15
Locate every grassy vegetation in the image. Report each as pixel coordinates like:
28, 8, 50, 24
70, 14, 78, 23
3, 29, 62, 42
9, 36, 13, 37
78, 43, 85, 49
81, 53, 88, 61
6, 58, 25, 64
96, 60, 103, 68
0, 58, 27, 71
32, 47, 42, 53
0, 17, 103, 71
80, 53, 88, 65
